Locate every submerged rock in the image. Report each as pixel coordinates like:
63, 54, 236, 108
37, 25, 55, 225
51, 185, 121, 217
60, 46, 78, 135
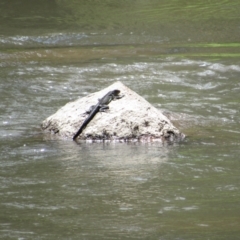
41, 81, 185, 142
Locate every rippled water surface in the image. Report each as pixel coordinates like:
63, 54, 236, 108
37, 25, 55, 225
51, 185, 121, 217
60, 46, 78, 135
1, 0, 240, 239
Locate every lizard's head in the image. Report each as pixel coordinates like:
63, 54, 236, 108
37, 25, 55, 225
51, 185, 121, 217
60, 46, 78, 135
112, 89, 120, 95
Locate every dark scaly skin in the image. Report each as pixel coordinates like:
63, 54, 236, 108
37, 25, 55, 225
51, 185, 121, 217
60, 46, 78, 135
73, 89, 123, 140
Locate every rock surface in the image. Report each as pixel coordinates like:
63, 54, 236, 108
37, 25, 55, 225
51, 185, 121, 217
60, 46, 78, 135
41, 81, 185, 142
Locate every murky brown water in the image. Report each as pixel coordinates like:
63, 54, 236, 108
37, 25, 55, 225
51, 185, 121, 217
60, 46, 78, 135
1, 0, 240, 239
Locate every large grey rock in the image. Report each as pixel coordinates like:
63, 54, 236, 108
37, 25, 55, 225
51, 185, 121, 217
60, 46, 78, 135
41, 81, 185, 142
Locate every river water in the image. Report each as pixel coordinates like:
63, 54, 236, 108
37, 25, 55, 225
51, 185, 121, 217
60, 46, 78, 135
1, 0, 240, 239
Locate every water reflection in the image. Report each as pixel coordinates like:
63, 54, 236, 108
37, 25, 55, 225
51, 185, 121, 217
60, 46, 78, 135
0, 33, 88, 48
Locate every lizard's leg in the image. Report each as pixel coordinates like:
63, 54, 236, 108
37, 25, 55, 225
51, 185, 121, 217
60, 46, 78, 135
113, 94, 124, 100
99, 105, 109, 112
85, 105, 95, 114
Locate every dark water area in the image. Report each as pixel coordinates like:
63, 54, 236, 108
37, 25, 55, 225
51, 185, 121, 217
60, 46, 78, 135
1, 0, 240, 239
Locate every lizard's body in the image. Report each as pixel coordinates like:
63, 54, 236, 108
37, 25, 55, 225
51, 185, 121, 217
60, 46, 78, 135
73, 89, 123, 140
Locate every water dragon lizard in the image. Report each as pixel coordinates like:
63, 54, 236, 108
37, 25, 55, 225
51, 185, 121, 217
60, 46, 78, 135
73, 89, 123, 140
